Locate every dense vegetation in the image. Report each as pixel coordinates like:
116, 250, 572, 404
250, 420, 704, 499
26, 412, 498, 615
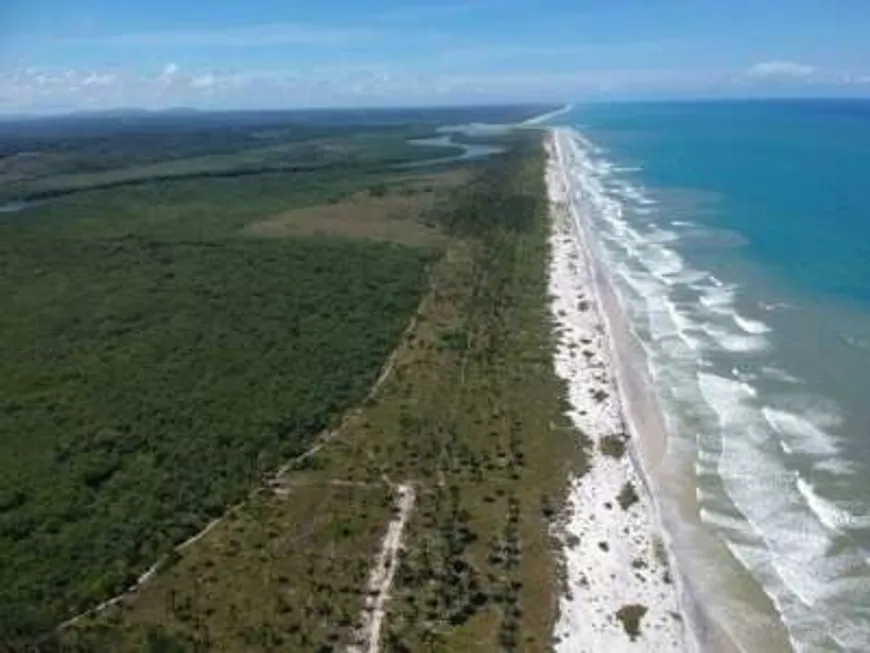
0, 105, 556, 202
0, 235, 430, 638
64, 129, 587, 653
0, 130, 453, 203
0, 110, 497, 645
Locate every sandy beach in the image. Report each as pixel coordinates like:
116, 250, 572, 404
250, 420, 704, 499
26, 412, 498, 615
547, 128, 697, 652
546, 124, 799, 653
525, 103, 574, 125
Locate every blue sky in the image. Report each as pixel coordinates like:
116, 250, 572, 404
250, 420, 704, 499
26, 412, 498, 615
2, 0, 870, 113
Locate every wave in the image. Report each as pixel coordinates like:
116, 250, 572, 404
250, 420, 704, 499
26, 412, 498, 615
761, 366, 802, 384
613, 180, 657, 206
762, 407, 840, 458
697, 371, 870, 647
697, 283, 735, 309
557, 126, 870, 652
733, 314, 772, 335
796, 477, 870, 532
701, 324, 769, 353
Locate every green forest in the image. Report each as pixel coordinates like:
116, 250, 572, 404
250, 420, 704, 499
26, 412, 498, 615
0, 234, 430, 638
55, 127, 584, 653
0, 113, 471, 644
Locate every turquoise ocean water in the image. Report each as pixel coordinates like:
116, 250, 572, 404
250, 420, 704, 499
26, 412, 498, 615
552, 101, 870, 651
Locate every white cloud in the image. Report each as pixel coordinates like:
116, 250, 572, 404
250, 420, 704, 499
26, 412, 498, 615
744, 61, 817, 80
160, 63, 179, 78
0, 65, 565, 113
5, 59, 870, 115
82, 73, 116, 87
832, 72, 870, 86
0, 66, 395, 113
190, 73, 216, 89
740, 60, 870, 88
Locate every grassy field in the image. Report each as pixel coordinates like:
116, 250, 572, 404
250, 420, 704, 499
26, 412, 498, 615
244, 170, 468, 247
0, 119, 484, 647
62, 132, 589, 653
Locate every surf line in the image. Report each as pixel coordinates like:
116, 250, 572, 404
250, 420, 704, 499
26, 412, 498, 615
547, 127, 702, 653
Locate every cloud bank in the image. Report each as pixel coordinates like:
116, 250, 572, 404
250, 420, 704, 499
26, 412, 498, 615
740, 60, 870, 87
745, 61, 818, 79
2, 58, 870, 114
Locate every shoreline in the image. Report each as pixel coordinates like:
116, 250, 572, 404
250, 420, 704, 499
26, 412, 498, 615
546, 128, 699, 652
524, 103, 574, 125
547, 126, 795, 653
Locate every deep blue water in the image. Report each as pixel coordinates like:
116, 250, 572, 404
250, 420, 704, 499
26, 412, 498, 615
553, 100, 870, 652
573, 100, 870, 305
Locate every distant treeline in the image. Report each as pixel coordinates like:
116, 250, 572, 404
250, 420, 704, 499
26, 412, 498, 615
11, 159, 415, 204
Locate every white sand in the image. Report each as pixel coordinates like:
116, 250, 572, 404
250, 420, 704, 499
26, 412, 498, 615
547, 128, 695, 653
524, 103, 574, 125
348, 482, 415, 653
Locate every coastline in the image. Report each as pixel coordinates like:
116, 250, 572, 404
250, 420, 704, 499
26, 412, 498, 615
547, 125, 796, 653
525, 103, 574, 125
546, 127, 699, 652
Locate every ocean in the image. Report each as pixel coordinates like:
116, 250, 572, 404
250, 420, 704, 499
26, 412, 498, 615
549, 100, 870, 652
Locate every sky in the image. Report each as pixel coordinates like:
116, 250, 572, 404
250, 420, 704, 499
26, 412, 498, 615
2, 0, 870, 113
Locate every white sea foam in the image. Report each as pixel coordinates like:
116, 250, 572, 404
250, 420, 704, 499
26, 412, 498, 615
554, 126, 870, 652
547, 128, 695, 653
695, 284, 772, 339
698, 284, 736, 310
762, 407, 840, 457
733, 314, 772, 334
698, 374, 833, 593
759, 300, 794, 312
614, 181, 656, 206
698, 506, 750, 534
613, 165, 642, 173
796, 477, 870, 532
760, 366, 802, 384
697, 371, 757, 410
701, 324, 769, 353
645, 226, 679, 243
698, 370, 870, 648
644, 244, 686, 278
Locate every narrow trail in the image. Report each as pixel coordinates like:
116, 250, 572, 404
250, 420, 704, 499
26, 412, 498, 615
348, 482, 416, 653
58, 311, 420, 632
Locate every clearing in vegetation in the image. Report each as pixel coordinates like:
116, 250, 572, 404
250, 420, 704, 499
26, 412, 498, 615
244, 170, 468, 247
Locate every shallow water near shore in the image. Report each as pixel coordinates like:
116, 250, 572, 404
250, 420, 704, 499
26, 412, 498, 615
548, 101, 870, 652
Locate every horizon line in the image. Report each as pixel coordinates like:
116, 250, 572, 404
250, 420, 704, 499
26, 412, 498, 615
4, 95, 870, 120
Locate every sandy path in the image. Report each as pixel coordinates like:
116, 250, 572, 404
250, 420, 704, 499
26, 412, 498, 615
347, 483, 415, 653
547, 129, 695, 653
58, 312, 420, 631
